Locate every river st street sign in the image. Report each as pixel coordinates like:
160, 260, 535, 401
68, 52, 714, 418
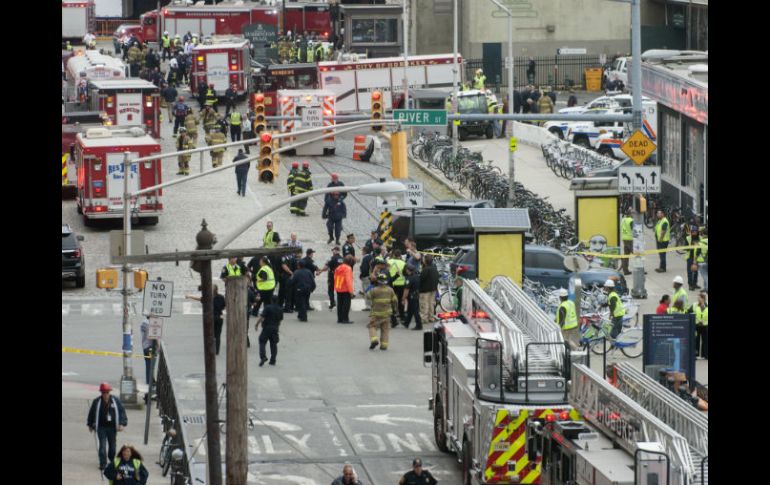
392, 109, 447, 126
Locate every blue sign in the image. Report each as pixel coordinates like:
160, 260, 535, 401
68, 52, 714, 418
643, 314, 696, 383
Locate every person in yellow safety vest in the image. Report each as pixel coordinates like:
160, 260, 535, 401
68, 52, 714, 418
691, 291, 707, 359
262, 220, 281, 248
654, 210, 670, 272
326, 45, 333, 61
252, 256, 276, 316
161, 32, 171, 60
555, 289, 579, 350
103, 444, 148, 485
671, 275, 688, 310
667, 298, 686, 314
445, 97, 452, 112
204, 124, 226, 167
220, 256, 245, 280
306, 41, 315, 62
66, 40, 73, 51
620, 209, 634, 275
685, 226, 704, 290
388, 249, 407, 328
473, 68, 486, 90
603, 279, 625, 339
229, 110, 242, 142
205, 84, 218, 112
697, 226, 708, 292
192, 34, 198, 46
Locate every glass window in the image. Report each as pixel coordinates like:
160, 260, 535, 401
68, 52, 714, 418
375, 19, 398, 43
540, 253, 565, 270
62, 233, 77, 250
351, 19, 375, 43
683, 119, 703, 192
414, 216, 442, 236
660, 108, 681, 182
351, 18, 398, 44
447, 216, 470, 234
297, 74, 314, 89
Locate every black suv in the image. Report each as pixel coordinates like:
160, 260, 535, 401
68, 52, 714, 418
391, 209, 474, 250
62, 224, 85, 288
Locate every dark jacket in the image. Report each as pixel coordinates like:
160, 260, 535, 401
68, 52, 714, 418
325, 180, 347, 202
103, 457, 149, 485
322, 198, 347, 221
360, 253, 373, 278
290, 267, 316, 292
260, 303, 284, 329
527, 59, 536, 75
225, 87, 237, 103
87, 395, 127, 432
161, 86, 178, 103
331, 476, 363, 485
233, 152, 249, 173
399, 469, 437, 485
419, 264, 440, 293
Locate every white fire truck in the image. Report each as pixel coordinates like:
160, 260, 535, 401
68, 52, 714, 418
191, 36, 251, 96
425, 276, 698, 484
74, 127, 163, 226
62, 0, 95, 41
66, 51, 128, 104
277, 89, 335, 156
87, 79, 161, 139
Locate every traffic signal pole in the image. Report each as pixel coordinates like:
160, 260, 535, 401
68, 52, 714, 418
630, 0, 647, 299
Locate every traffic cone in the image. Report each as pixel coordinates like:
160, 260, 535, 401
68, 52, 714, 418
352, 135, 367, 161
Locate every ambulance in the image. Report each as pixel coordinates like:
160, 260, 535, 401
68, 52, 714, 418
62, 0, 95, 41
66, 51, 127, 103
87, 79, 161, 139
191, 36, 251, 97
277, 89, 335, 156
74, 127, 163, 226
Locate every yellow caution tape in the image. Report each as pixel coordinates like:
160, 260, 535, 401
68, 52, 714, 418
577, 244, 700, 259
62, 346, 150, 359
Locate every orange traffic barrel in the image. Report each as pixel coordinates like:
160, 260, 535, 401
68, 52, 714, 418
352, 135, 367, 161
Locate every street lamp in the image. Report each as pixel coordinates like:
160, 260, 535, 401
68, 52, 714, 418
214, 181, 407, 249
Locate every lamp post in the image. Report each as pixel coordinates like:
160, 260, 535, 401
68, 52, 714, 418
120, 151, 138, 405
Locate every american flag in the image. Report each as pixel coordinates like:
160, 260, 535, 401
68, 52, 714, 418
324, 76, 341, 85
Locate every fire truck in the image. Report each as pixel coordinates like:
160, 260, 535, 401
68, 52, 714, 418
62, 0, 95, 41
139, 1, 330, 44
62, 111, 109, 198
65, 51, 128, 104
425, 276, 700, 484
191, 36, 251, 96
277, 89, 335, 156
86, 79, 161, 139
74, 127, 163, 226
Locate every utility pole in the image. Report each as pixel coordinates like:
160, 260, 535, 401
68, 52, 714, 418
120, 151, 138, 406
452, 0, 458, 156
402, 0, 410, 108
225, 275, 248, 485
630, 0, 647, 299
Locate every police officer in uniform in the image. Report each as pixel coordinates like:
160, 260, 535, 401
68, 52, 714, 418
292, 161, 313, 216
366, 273, 398, 351
320, 247, 344, 310
326, 173, 346, 202
176, 127, 193, 175
205, 125, 227, 167
290, 258, 316, 322
279, 248, 301, 312
620, 209, 634, 275
342, 234, 356, 267
233, 148, 249, 197
603, 279, 626, 339
255, 295, 283, 366
555, 288, 579, 349
401, 264, 422, 330
224, 83, 238, 116
220, 256, 246, 280
252, 256, 276, 317
398, 458, 438, 485
287, 161, 300, 215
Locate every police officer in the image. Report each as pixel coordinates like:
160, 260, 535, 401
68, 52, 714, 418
224, 83, 237, 116
205, 124, 227, 168
366, 273, 398, 350
287, 161, 300, 215
176, 127, 193, 175
279, 248, 301, 312
401, 264, 422, 330
388, 250, 407, 327
289, 258, 316, 322
322, 192, 347, 245
399, 458, 438, 485
320, 246, 344, 310
220, 256, 246, 280
255, 295, 283, 366
184, 106, 199, 144
620, 208, 634, 275
233, 148, 249, 197
252, 256, 276, 317
654, 210, 670, 272
229, 109, 242, 142
326, 173, 346, 202
603, 279, 625, 339
292, 161, 314, 216
342, 234, 356, 266
555, 288, 579, 350
671, 275, 689, 309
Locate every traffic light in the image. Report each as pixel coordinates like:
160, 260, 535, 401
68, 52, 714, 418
258, 131, 279, 183
371, 90, 383, 132
253, 92, 267, 135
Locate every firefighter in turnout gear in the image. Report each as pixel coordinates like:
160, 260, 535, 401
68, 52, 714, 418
184, 107, 199, 143
292, 162, 313, 216
205, 125, 227, 168
176, 128, 193, 175
287, 162, 300, 215
555, 288, 579, 350
205, 83, 218, 112
201, 105, 219, 134
366, 273, 398, 351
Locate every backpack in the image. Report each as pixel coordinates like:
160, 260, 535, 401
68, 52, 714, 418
174, 103, 187, 117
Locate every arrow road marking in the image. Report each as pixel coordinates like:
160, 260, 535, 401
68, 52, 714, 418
621, 173, 631, 185
353, 413, 433, 426
635, 173, 646, 184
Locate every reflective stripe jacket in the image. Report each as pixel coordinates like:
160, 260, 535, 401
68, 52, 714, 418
256, 265, 276, 291
367, 284, 398, 317
556, 300, 578, 330
334, 263, 354, 293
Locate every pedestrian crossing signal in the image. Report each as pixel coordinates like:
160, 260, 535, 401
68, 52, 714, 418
258, 132, 278, 183
371, 91, 383, 132
253, 92, 267, 135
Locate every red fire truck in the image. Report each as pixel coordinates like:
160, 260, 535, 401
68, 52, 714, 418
62, 111, 109, 199
87, 79, 161, 139
139, 1, 330, 43
74, 127, 163, 226
191, 37, 251, 96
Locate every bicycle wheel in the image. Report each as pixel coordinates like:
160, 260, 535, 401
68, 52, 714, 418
438, 290, 455, 312
159, 435, 173, 477
589, 337, 611, 356
618, 328, 643, 358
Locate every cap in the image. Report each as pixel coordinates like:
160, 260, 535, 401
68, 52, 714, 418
673, 275, 684, 285
558, 288, 568, 297
377, 273, 388, 284
412, 459, 423, 467
306, 248, 315, 254
603, 279, 615, 288
99, 382, 112, 393
405, 264, 416, 272
291, 162, 299, 168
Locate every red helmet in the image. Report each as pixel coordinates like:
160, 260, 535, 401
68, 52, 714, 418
178, 95, 184, 101
99, 382, 112, 393
302, 161, 310, 168
331, 173, 339, 180
209, 83, 214, 88
291, 162, 299, 168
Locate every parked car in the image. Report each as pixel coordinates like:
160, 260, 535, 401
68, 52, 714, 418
62, 224, 85, 288
432, 200, 493, 210
391, 209, 474, 250
449, 244, 627, 293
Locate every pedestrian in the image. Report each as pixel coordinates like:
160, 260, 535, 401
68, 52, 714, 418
172, 95, 189, 136
286, 232, 303, 251
555, 289, 579, 350
399, 458, 438, 485
654, 210, 670, 272
139, 314, 156, 388
527, 57, 536, 85
205, 124, 227, 168
334, 255, 356, 324
224, 83, 237, 116
401, 264, 422, 330
241, 113, 254, 154
656, 294, 670, 315
326, 172, 347, 202
255, 295, 283, 366
320, 246, 344, 310
252, 256, 276, 316
404, 238, 422, 274
185, 285, 226, 354
233, 148, 249, 196
671, 275, 689, 309
567, 90, 578, 107
293, 161, 314, 216
87, 382, 127, 470
322, 192, 347, 245
262, 220, 281, 248
160, 82, 177, 123
359, 246, 373, 300
388, 249, 407, 327
692, 291, 708, 359
229, 109, 242, 142
290, 259, 316, 322
603, 279, 625, 339
176, 128, 193, 175
685, 226, 704, 290
620, 208, 634, 275
367, 273, 398, 350
419, 255, 439, 324
331, 464, 363, 485
102, 444, 149, 485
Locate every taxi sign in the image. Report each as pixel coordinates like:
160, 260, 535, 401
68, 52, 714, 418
621, 130, 657, 166
509, 136, 517, 153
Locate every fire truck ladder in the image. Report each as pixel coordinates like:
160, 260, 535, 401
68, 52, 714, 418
571, 364, 694, 485
613, 363, 708, 485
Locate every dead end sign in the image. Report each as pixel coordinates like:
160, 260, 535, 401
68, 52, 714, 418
142, 280, 174, 317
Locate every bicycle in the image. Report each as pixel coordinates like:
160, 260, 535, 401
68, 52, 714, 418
579, 311, 643, 358
157, 414, 178, 477
167, 448, 192, 485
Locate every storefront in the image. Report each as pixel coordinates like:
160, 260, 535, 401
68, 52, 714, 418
642, 59, 708, 222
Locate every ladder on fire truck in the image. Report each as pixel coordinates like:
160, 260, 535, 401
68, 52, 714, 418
613, 363, 708, 485
571, 364, 695, 485
461, 278, 570, 403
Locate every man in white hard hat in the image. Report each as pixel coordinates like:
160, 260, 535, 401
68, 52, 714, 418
473, 68, 486, 90
672, 275, 688, 309
603, 279, 625, 339
555, 288, 579, 350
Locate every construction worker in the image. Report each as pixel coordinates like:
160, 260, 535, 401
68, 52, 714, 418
555, 288, 579, 350
229, 110, 242, 142
201, 105, 219, 134
671, 275, 688, 310
287, 162, 300, 215
473, 68, 486, 90
654, 210, 670, 272
184, 106, 199, 144
366, 273, 398, 351
603, 279, 625, 339
292, 162, 313, 216
388, 249, 407, 327
205, 125, 227, 168
172, 95, 189, 137
176, 128, 193, 175
620, 208, 634, 275
685, 227, 704, 290
161, 31, 171, 60
205, 83, 218, 112
692, 291, 708, 359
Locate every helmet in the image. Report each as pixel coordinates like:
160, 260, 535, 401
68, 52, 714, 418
99, 382, 112, 393
209, 83, 214, 88
179, 127, 186, 132
603, 279, 615, 288
171, 449, 185, 462
377, 273, 388, 284
557, 288, 568, 297
331, 173, 339, 180
178, 95, 184, 101
374, 257, 386, 264
672, 275, 684, 285
291, 162, 299, 168
302, 161, 310, 168
476, 68, 483, 74
164, 31, 169, 36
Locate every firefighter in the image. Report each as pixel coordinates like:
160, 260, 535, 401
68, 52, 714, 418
205, 83, 218, 112
161, 31, 171, 60
127, 42, 142, 77
176, 128, 193, 175
184, 106, 199, 144
205, 125, 227, 168
603, 279, 625, 339
473, 68, 486, 90
229, 110, 242, 142
172, 95, 189, 137
287, 162, 300, 215
388, 249, 407, 327
201, 105, 219, 134
292, 162, 313, 216
555, 289, 579, 350
366, 273, 398, 350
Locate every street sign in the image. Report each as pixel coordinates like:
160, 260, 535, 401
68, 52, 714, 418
301, 107, 322, 128
618, 166, 661, 194
621, 130, 657, 165
393, 109, 447, 126
557, 47, 587, 55
242, 23, 277, 46
148, 316, 163, 340
376, 196, 399, 209
142, 279, 174, 317
403, 182, 424, 208
509, 136, 517, 153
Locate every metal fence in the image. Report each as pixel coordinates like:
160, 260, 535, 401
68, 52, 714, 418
464, 55, 603, 91
95, 19, 127, 37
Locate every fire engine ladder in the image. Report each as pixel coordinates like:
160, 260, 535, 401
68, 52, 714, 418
613, 363, 708, 485
571, 364, 694, 485
486, 276, 566, 379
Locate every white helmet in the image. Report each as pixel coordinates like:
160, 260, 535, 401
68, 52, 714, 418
557, 288, 568, 297
164, 31, 169, 36
672, 275, 684, 285
603, 279, 615, 288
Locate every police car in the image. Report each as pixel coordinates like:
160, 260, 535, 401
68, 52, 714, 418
558, 93, 650, 115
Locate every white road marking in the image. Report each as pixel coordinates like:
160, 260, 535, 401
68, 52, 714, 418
353, 413, 433, 426
248, 435, 260, 455
254, 377, 286, 400
353, 433, 387, 452
387, 432, 423, 452
261, 435, 276, 454
62, 304, 70, 316
284, 433, 311, 450
350, 299, 367, 312
62, 371, 78, 376
356, 404, 419, 408
81, 304, 104, 316
251, 420, 302, 432
289, 377, 322, 399
183, 301, 202, 315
